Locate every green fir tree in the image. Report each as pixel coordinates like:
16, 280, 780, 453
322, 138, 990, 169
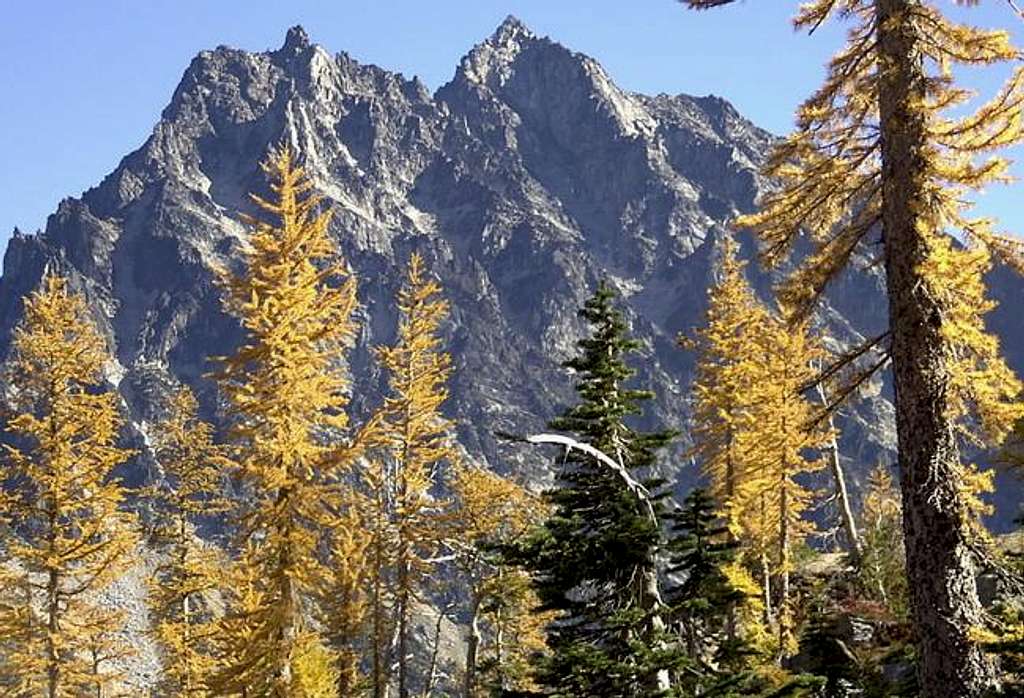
512, 281, 681, 697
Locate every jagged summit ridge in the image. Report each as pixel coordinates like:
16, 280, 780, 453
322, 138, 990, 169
1, 18, 1020, 531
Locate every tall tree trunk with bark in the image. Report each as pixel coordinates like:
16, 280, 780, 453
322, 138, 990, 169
876, 1, 992, 694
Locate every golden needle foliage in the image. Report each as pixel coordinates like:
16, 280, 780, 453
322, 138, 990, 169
687, 240, 829, 657
374, 252, 458, 697
0, 275, 138, 698
147, 386, 230, 697
685, 235, 769, 530
448, 463, 551, 695
319, 504, 373, 696
737, 312, 829, 655
210, 144, 369, 695
730, 0, 1024, 446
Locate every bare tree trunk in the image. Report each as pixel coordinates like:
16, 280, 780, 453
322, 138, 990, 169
494, 572, 506, 695
641, 567, 672, 694
397, 564, 410, 698
275, 494, 299, 692
612, 438, 670, 695
813, 382, 862, 558
47, 565, 59, 698
464, 590, 483, 698
421, 603, 448, 698
758, 494, 773, 626
91, 645, 103, 698
46, 484, 60, 698
875, 1, 993, 694
372, 530, 389, 698
179, 515, 194, 696
778, 479, 790, 659
724, 434, 739, 642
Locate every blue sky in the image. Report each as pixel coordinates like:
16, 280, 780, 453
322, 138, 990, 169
2, 1, 1022, 259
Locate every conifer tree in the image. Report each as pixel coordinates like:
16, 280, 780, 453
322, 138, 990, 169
375, 252, 457, 698
513, 281, 680, 697
857, 465, 908, 619
688, 252, 828, 659
0, 567, 41, 696
211, 144, 371, 695
319, 505, 373, 696
738, 313, 828, 656
685, 235, 768, 532
447, 462, 550, 696
362, 452, 396, 698
209, 545, 270, 696
667, 487, 761, 695
290, 632, 341, 698
977, 521, 1024, 695
680, 2, 1024, 693
0, 276, 138, 698
147, 386, 229, 697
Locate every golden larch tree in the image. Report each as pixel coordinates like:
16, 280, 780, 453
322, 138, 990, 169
684, 233, 778, 651
318, 503, 373, 696
857, 465, 908, 618
362, 451, 396, 698
0, 275, 138, 698
680, 2, 1024, 693
211, 144, 367, 695
147, 385, 230, 696
736, 312, 828, 656
209, 544, 270, 695
685, 234, 769, 531
375, 252, 457, 698
446, 462, 550, 697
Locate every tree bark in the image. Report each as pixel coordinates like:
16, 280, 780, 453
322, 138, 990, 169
397, 560, 410, 698
275, 487, 299, 692
813, 382, 863, 558
422, 603, 447, 698
875, 1, 993, 694
372, 509, 388, 698
47, 565, 60, 698
464, 590, 483, 698
778, 475, 790, 659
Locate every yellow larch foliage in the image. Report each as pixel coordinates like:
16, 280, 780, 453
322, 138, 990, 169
679, 2, 1024, 690
374, 252, 458, 698
147, 386, 230, 697
212, 144, 370, 695
725, 0, 1024, 447
318, 504, 373, 696
858, 465, 908, 617
209, 544, 271, 696
447, 463, 551, 696
918, 239, 1022, 447
0, 567, 44, 697
0, 275, 138, 698
78, 607, 136, 698
362, 451, 395, 698
735, 312, 828, 656
685, 234, 770, 532
475, 569, 551, 696
290, 631, 341, 698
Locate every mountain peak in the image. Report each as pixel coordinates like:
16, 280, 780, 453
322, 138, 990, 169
453, 15, 542, 89
490, 15, 534, 45
280, 25, 311, 54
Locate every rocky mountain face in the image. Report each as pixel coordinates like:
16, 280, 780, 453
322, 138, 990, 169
1, 17, 1021, 524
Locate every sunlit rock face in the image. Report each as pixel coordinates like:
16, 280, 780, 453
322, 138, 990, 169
1, 17, 1021, 527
